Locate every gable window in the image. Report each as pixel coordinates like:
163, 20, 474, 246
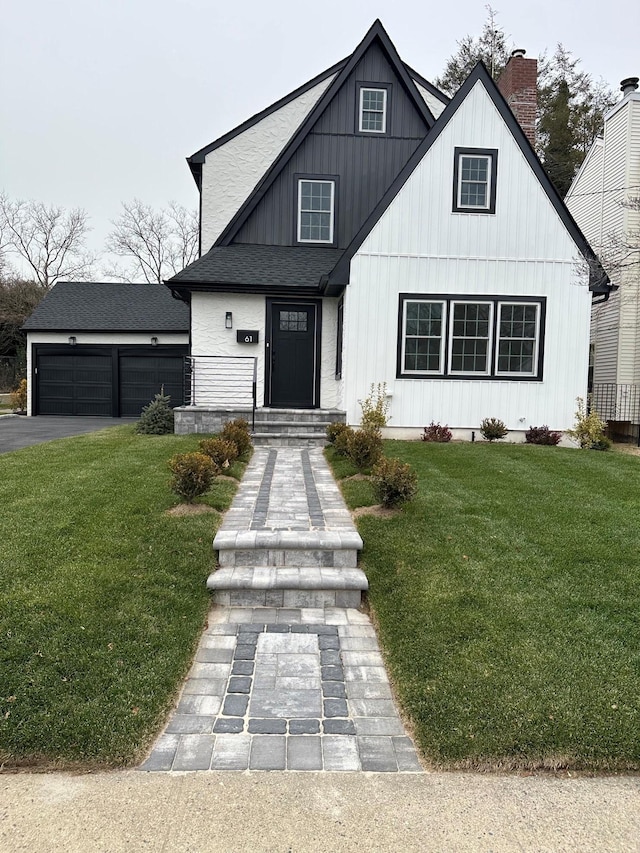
359, 87, 387, 133
397, 294, 545, 380
452, 147, 498, 214
297, 179, 335, 243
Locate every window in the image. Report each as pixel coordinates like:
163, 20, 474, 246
402, 300, 444, 374
398, 295, 545, 380
279, 310, 308, 332
335, 299, 344, 379
359, 87, 387, 133
297, 179, 335, 243
452, 147, 498, 213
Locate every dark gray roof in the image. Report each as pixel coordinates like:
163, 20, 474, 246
22, 281, 189, 331
168, 244, 345, 292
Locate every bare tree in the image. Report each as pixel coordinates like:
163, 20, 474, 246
105, 200, 198, 283
0, 193, 95, 288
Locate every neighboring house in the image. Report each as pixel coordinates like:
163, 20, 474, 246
167, 19, 610, 437
565, 77, 640, 440
23, 282, 189, 416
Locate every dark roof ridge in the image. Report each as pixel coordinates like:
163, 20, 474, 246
213, 19, 436, 249
327, 61, 611, 294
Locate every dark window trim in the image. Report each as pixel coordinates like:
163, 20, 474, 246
355, 82, 392, 136
452, 147, 498, 214
335, 297, 344, 379
396, 293, 546, 381
293, 173, 340, 247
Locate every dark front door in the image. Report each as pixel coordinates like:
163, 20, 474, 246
268, 301, 319, 408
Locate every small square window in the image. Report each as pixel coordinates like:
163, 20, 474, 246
297, 180, 335, 243
453, 148, 498, 214
359, 87, 387, 133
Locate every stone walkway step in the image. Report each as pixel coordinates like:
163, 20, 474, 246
252, 432, 328, 447
207, 566, 368, 608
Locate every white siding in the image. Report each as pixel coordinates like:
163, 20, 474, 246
413, 82, 447, 118
200, 76, 336, 251
190, 292, 340, 409
344, 79, 591, 432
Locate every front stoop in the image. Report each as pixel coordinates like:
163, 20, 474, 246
252, 408, 346, 447
206, 566, 368, 608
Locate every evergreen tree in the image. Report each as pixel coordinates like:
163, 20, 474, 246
435, 6, 511, 94
537, 79, 582, 196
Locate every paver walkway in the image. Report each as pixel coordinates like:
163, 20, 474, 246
140, 447, 422, 773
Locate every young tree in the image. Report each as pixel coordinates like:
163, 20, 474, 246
105, 200, 198, 283
0, 194, 95, 288
435, 5, 512, 94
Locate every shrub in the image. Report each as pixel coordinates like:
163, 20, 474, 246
198, 437, 239, 470
480, 417, 508, 442
168, 452, 215, 502
421, 421, 452, 442
326, 421, 349, 445
525, 425, 562, 446
372, 457, 418, 508
566, 397, 609, 450
333, 424, 354, 456
359, 382, 390, 430
136, 388, 174, 435
9, 378, 27, 413
220, 418, 252, 457
347, 427, 383, 471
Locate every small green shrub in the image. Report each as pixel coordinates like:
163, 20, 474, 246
9, 378, 27, 413
372, 457, 418, 508
566, 397, 609, 450
326, 421, 349, 445
359, 382, 390, 430
421, 421, 452, 442
333, 424, 354, 456
480, 417, 508, 442
136, 388, 174, 435
347, 427, 383, 471
220, 418, 252, 456
525, 425, 562, 446
168, 452, 215, 502
198, 437, 239, 470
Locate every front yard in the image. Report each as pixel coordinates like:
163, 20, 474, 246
0, 426, 240, 768
329, 441, 640, 771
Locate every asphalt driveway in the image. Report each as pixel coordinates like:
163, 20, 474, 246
0, 416, 136, 454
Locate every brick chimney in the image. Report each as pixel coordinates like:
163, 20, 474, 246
497, 49, 538, 147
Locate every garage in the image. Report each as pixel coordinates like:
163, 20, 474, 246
24, 282, 190, 417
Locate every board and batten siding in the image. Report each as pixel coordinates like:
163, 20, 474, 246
190, 292, 340, 409
343, 79, 591, 432
200, 74, 336, 252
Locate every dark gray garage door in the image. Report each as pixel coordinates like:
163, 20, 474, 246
119, 355, 184, 417
36, 353, 113, 416
34, 346, 187, 417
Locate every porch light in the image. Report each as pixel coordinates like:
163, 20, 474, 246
68, 336, 77, 346
225, 312, 233, 329
151, 336, 158, 346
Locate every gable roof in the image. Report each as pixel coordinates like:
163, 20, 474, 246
23, 282, 189, 332
404, 64, 450, 108
168, 244, 344, 296
214, 19, 437, 249
325, 61, 612, 295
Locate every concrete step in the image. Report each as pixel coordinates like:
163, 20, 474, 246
206, 565, 368, 608
252, 432, 328, 446
213, 529, 363, 569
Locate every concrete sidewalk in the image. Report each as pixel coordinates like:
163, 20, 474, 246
2, 770, 639, 852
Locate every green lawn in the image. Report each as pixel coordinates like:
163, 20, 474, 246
0, 426, 242, 769
328, 441, 640, 771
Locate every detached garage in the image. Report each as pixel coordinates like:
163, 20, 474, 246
23, 282, 189, 417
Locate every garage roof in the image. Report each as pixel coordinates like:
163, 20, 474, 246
22, 282, 189, 332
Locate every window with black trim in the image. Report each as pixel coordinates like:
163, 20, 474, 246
398, 295, 544, 380
452, 147, 498, 213
297, 179, 335, 243
359, 87, 387, 133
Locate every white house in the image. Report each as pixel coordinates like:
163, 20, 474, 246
565, 76, 640, 439
168, 20, 610, 439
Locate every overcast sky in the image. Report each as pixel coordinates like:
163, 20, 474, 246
1, 0, 638, 276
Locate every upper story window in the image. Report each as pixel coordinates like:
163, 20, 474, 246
359, 86, 387, 133
297, 179, 335, 243
452, 147, 498, 214
398, 294, 545, 380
